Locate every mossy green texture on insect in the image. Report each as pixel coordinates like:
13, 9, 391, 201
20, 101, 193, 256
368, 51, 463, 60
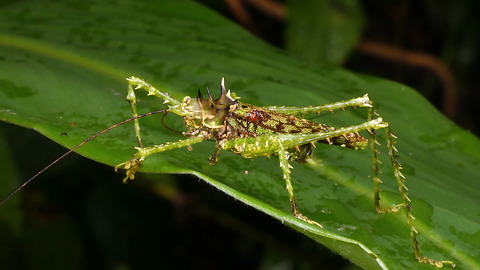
116, 77, 453, 268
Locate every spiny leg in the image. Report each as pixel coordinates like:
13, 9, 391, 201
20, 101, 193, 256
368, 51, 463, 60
125, 77, 184, 148
368, 108, 455, 268
277, 140, 323, 228
368, 108, 402, 214
219, 109, 455, 267
264, 94, 372, 115
126, 76, 181, 106
126, 79, 145, 148
219, 117, 388, 159
218, 119, 390, 228
115, 133, 208, 182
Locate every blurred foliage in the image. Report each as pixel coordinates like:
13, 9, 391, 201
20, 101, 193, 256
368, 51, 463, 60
285, 0, 364, 65
216, 0, 479, 135
347, 1, 480, 136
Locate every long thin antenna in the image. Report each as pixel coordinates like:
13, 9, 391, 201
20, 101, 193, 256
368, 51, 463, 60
160, 111, 182, 134
0, 109, 169, 206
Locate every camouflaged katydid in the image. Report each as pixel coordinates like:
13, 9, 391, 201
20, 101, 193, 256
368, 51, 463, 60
0, 76, 455, 268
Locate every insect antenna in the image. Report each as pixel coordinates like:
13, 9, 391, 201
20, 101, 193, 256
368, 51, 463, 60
0, 109, 169, 206
160, 111, 182, 134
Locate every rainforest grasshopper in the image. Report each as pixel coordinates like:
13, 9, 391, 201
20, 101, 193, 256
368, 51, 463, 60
1, 77, 455, 268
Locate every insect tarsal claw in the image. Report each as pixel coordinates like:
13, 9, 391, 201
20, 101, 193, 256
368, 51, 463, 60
294, 213, 324, 228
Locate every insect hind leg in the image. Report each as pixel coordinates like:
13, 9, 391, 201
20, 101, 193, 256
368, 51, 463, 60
368, 107, 455, 268
264, 94, 373, 115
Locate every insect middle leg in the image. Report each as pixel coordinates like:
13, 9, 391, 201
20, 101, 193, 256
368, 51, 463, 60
277, 140, 324, 227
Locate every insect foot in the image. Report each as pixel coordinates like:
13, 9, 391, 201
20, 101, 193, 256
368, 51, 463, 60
375, 203, 402, 214
115, 158, 144, 183
417, 256, 456, 268
293, 212, 324, 228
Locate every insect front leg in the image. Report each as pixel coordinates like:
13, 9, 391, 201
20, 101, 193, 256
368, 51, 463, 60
126, 78, 145, 148
125, 77, 184, 147
115, 134, 208, 182
119, 77, 197, 181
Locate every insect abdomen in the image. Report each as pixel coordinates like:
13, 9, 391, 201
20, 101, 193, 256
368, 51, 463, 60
226, 102, 367, 149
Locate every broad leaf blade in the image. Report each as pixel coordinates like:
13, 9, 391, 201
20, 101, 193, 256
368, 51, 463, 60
0, 1, 478, 269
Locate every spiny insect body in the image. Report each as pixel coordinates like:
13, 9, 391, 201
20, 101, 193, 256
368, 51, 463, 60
1, 77, 455, 268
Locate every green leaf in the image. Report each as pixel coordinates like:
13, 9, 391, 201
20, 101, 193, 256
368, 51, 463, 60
285, 0, 364, 65
0, 0, 479, 269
